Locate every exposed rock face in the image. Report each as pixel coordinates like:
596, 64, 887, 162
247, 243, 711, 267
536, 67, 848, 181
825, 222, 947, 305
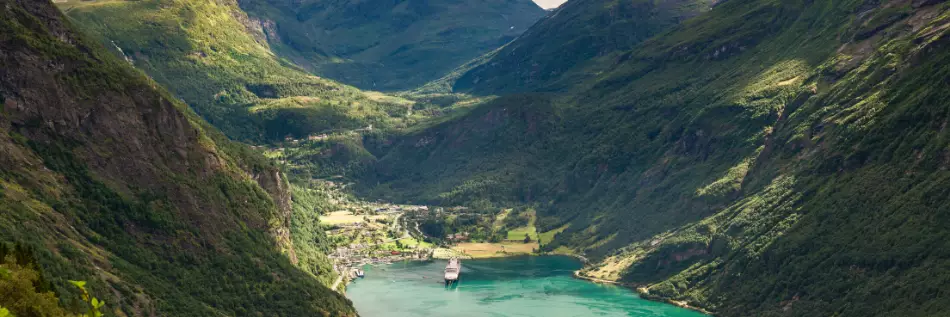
255, 168, 299, 264
0, 0, 352, 315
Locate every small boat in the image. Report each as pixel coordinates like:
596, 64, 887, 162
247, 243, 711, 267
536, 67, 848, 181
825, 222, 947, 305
356, 269, 365, 278
444, 258, 461, 283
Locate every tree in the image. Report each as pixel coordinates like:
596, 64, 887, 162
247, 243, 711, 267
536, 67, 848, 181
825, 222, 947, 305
523, 234, 532, 244
70, 280, 105, 317
0, 256, 71, 316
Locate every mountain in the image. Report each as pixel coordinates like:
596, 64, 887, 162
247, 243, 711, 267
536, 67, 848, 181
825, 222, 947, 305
34, 0, 950, 315
0, 0, 352, 315
364, 0, 950, 316
59, 0, 430, 143
417, 0, 715, 94
232, 0, 547, 91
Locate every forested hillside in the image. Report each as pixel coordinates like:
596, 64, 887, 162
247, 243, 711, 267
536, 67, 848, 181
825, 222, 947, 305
236, 0, 546, 90
0, 0, 352, 315
365, 0, 950, 316
418, 0, 715, 94
59, 0, 432, 143
20, 0, 950, 315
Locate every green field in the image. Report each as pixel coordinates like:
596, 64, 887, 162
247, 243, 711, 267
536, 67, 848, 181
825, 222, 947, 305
539, 224, 570, 245
506, 226, 539, 241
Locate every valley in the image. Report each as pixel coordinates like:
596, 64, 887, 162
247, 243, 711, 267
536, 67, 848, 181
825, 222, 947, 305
265, 170, 561, 292
346, 256, 709, 317
2, 0, 950, 316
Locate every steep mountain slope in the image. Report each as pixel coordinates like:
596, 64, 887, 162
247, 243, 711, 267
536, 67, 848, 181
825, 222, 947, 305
418, 0, 715, 94
366, 0, 950, 316
59, 0, 425, 143
236, 0, 546, 90
0, 0, 352, 315
605, 1, 950, 315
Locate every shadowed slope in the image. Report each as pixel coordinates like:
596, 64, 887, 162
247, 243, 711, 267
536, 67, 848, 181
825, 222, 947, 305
366, 0, 950, 315
0, 0, 353, 315
235, 0, 546, 90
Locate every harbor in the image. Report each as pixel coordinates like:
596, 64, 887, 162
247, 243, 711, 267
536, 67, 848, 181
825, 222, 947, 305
315, 181, 563, 292
345, 256, 708, 317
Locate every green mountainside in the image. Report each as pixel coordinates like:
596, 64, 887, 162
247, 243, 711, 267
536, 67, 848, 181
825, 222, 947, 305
365, 0, 950, 316
236, 0, 545, 90
56, 0, 500, 187
417, 0, 714, 94
0, 0, 352, 315
59, 0, 432, 143
13, 0, 950, 316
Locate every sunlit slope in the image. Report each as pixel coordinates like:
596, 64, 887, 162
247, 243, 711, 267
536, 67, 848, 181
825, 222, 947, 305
367, 0, 950, 315
61, 0, 424, 142
0, 0, 353, 315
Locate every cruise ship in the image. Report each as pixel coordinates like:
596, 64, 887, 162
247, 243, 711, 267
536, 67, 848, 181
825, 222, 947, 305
444, 258, 461, 284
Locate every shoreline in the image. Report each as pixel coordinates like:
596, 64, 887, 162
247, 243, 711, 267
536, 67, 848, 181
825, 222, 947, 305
346, 253, 714, 316
550, 252, 588, 263
572, 270, 716, 316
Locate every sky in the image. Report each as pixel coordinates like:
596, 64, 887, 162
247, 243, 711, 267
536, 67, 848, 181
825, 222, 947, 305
532, 0, 567, 9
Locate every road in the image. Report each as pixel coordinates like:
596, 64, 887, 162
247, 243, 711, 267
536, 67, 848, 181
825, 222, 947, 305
328, 210, 414, 292
331, 274, 344, 291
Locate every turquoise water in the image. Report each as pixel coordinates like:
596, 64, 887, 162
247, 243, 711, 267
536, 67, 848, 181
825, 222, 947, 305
346, 256, 707, 317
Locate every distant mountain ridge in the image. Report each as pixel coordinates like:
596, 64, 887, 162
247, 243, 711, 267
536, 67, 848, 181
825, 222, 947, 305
418, 0, 716, 94
236, 0, 546, 90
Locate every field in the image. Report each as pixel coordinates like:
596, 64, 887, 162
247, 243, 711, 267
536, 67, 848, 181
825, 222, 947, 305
452, 242, 539, 258
506, 226, 538, 241
502, 208, 541, 242
432, 248, 471, 259
321, 211, 387, 225
379, 237, 434, 250
538, 224, 569, 245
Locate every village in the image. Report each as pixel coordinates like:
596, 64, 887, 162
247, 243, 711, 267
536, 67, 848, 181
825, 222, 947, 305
289, 177, 561, 292
322, 199, 561, 291
320, 200, 452, 290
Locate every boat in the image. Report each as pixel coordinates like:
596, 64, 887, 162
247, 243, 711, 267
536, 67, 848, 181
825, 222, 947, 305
356, 269, 365, 278
444, 258, 461, 283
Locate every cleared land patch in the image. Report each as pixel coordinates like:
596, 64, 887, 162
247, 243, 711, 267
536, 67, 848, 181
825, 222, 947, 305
321, 211, 387, 225
452, 242, 538, 258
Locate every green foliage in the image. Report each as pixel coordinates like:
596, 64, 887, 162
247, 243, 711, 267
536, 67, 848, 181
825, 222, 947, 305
503, 211, 531, 229
43, 0, 950, 317
287, 184, 338, 286
69, 281, 104, 317
271, 133, 379, 181
0, 252, 71, 317
237, 0, 544, 90
365, 1, 950, 316
437, 0, 715, 94
1, 1, 354, 316
25, 135, 352, 316
61, 0, 422, 142
361, 93, 563, 206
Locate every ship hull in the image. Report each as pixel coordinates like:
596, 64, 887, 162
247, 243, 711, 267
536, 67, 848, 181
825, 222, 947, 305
444, 258, 461, 283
